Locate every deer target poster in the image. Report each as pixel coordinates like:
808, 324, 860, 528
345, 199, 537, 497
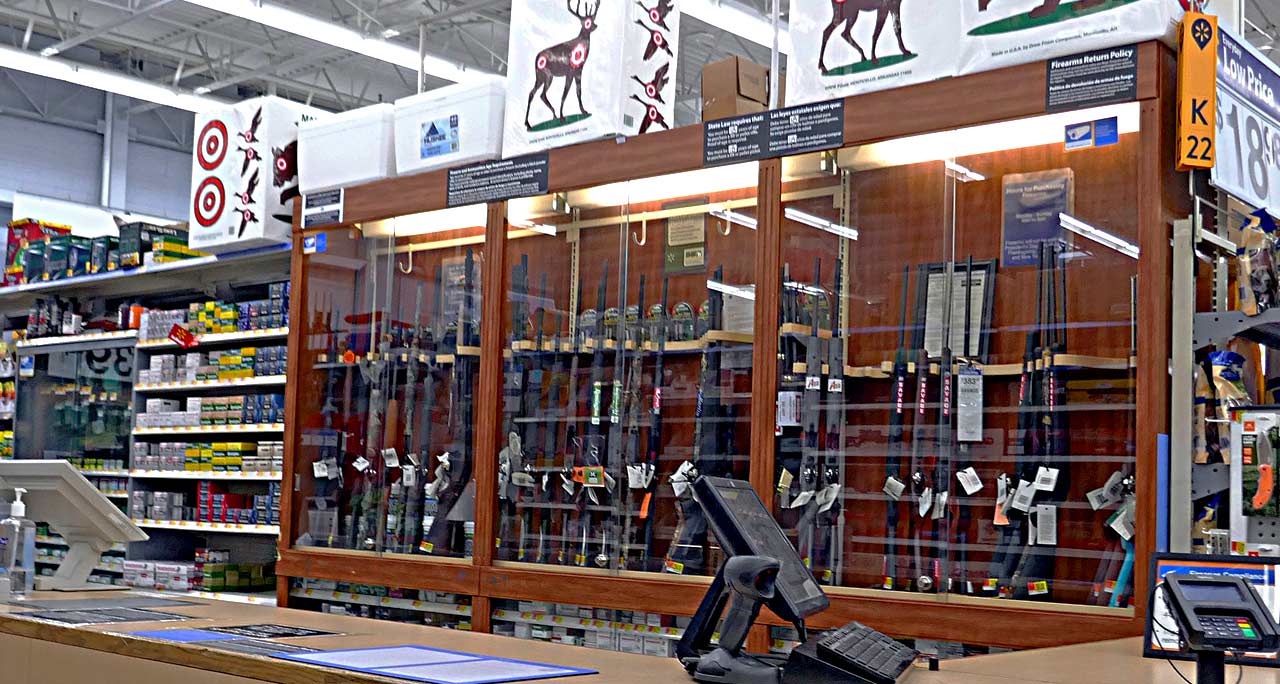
786, 0, 959, 106
958, 0, 1181, 76
503, 0, 680, 157
189, 96, 322, 252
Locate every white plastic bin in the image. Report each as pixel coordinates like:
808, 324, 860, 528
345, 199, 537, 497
299, 103, 396, 194
394, 79, 504, 176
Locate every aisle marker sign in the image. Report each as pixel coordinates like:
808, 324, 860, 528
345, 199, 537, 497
1177, 13, 1218, 170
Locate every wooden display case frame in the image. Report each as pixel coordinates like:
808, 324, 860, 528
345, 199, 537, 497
278, 40, 1183, 650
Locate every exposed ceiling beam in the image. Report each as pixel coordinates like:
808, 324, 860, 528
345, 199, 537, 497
40, 0, 177, 56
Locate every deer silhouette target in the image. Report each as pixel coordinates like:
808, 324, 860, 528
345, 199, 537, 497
525, 0, 600, 131
818, 0, 913, 74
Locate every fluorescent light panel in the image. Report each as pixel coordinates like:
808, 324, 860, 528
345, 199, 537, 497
180, 0, 491, 84
784, 207, 858, 240
1059, 213, 1138, 260
710, 208, 758, 230
0, 44, 222, 112
707, 279, 756, 300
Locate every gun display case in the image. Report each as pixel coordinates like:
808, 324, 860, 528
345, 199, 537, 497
279, 41, 1182, 649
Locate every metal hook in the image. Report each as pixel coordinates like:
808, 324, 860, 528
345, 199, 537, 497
716, 216, 732, 236
398, 250, 414, 274
631, 218, 648, 246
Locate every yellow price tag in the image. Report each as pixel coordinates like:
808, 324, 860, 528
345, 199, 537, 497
882, 577, 894, 590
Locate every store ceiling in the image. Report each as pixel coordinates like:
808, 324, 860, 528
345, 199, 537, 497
0, 1, 1277, 129
0, 0, 774, 126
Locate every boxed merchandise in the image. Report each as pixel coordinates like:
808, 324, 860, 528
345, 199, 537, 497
299, 103, 396, 194
393, 80, 505, 177
701, 56, 779, 121
617, 633, 644, 654
189, 96, 324, 252
501, 0, 680, 157
118, 223, 188, 269
5, 218, 70, 285
21, 242, 43, 284
89, 236, 117, 273
644, 637, 673, 657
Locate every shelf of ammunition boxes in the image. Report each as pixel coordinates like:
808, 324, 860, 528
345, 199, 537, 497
490, 609, 684, 641
76, 468, 130, 477
15, 329, 138, 350
132, 424, 285, 436
129, 470, 282, 481
290, 588, 473, 616
131, 519, 280, 535
134, 375, 288, 392
137, 327, 291, 349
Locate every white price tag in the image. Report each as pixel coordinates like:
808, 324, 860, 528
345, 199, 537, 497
816, 483, 840, 513
931, 491, 947, 520
1085, 470, 1127, 511
312, 461, 328, 478
957, 365, 983, 443
352, 456, 371, 472
1010, 479, 1036, 513
402, 467, 417, 488
776, 391, 801, 428
382, 448, 400, 468
323, 458, 339, 478
1036, 505, 1058, 546
883, 476, 906, 501
827, 378, 843, 393
1034, 467, 1059, 492
805, 376, 821, 391
956, 467, 983, 495
917, 487, 933, 517
789, 489, 815, 510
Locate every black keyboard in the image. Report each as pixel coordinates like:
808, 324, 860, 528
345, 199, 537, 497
813, 622, 917, 684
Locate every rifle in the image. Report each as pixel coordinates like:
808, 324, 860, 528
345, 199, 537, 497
795, 259, 824, 573
665, 266, 725, 575
920, 258, 956, 593
388, 282, 425, 552
818, 258, 845, 585
354, 247, 393, 551
536, 310, 564, 565
907, 265, 930, 591
882, 266, 912, 591
573, 263, 610, 566
619, 275, 647, 569
638, 277, 668, 570
557, 278, 585, 565
407, 266, 443, 554
949, 256, 976, 594
423, 248, 476, 555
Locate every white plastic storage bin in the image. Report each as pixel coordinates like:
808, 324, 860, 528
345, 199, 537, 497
299, 103, 396, 194
394, 80, 504, 176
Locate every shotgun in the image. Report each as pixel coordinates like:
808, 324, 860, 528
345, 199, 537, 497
882, 266, 912, 591
639, 277, 669, 570
818, 258, 845, 585
795, 259, 824, 573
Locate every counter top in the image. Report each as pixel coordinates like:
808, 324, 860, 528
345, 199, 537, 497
0, 591, 1268, 684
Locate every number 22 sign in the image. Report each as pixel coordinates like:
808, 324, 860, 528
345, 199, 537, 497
1177, 13, 1218, 171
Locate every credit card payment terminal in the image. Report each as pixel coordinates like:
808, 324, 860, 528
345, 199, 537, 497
1161, 574, 1280, 684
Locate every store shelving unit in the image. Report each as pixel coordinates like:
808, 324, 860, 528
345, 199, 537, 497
131, 519, 280, 535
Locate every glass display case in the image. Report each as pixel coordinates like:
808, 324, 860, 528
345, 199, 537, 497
16, 340, 134, 467
774, 102, 1141, 608
494, 164, 759, 576
291, 207, 486, 558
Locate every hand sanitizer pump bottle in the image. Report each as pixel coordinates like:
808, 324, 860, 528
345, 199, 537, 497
1, 488, 37, 597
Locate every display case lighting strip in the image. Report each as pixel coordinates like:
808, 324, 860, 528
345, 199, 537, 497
1059, 213, 1139, 260
784, 208, 859, 241
709, 208, 758, 230
707, 280, 755, 300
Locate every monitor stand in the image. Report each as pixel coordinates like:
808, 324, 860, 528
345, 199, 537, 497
34, 540, 122, 591
1194, 650, 1225, 684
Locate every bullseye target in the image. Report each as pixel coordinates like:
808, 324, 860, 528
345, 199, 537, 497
646, 83, 657, 98
197, 120, 228, 171
193, 176, 226, 228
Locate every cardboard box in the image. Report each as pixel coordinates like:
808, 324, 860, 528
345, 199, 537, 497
119, 223, 188, 269
702, 55, 769, 104
702, 96, 766, 122
5, 219, 70, 285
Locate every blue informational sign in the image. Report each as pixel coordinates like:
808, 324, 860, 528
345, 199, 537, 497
302, 233, 327, 255
1093, 116, 1119, 148
1064, 117, 1118, 152
1064, 121, 1093, 151
1001, 170, 1072, 268
274, 645, 598, 684
421, 115, 461, 160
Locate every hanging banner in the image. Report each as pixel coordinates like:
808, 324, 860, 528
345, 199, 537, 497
189, 97, 323, 252
958, 0, 1180, 77
502, 0, 679, 158
1211, 28, 1280, 216
784, 0, 959, 107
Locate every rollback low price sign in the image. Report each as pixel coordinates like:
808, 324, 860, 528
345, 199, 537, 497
1213, 28, 1280, 216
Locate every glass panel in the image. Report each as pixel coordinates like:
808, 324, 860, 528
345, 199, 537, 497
290, 577, 473, 629
776, 102, 1140, 608
16, 342, 134, 468
498, 163, 759, 576
293, 207, 486, 558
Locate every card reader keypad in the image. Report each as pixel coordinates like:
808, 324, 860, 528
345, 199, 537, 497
1201, 615, 1259, 640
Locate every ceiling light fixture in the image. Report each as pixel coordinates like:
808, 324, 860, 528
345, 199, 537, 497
1059, 213, 1139, 260
784, 207, 859, 240
0, 44, 222, 112
180, 0, 493, 84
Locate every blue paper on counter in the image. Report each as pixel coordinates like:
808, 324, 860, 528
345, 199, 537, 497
129, 628, 245, 643
273, 644, 597, 684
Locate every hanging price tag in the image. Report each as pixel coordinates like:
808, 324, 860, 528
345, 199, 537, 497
1010, 479, 1036, 513
956, 467, 983, 495
917, 487, 933, 517
957, 365, 983, 442
1036, 505, 1058, 546
382, 448, 400, 468
352, 456, 370, 473
312, 461, 328, 478
776, 391, 801, 428
931, 491, 947, 520
1034, 466, 1059, 492
883, 476, 906, 501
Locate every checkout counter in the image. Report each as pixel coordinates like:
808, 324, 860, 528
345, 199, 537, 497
0, 593, 1271, 684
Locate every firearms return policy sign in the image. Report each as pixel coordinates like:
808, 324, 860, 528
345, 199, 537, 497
1045, 45, 1138, 114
